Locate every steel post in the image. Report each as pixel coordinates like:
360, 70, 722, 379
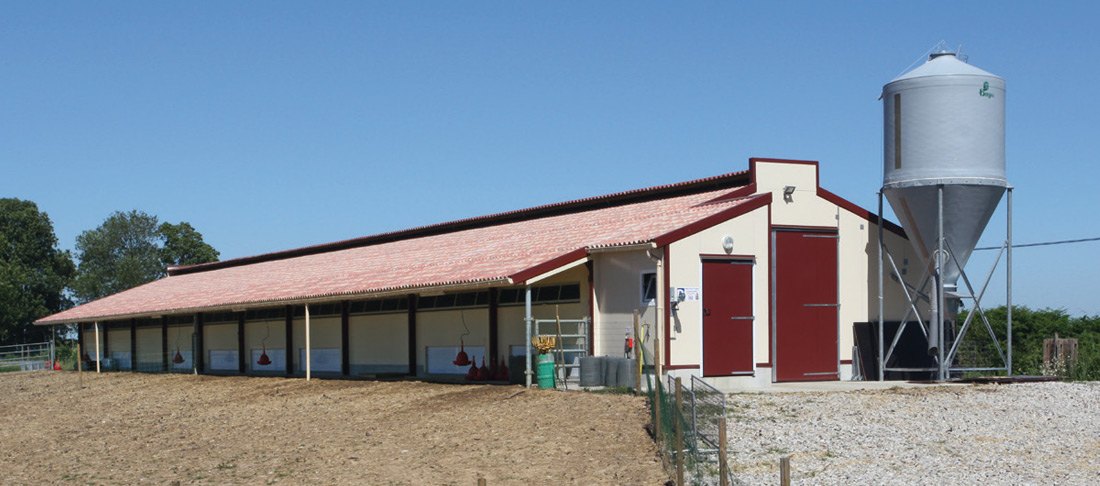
1007, 188, 1013, 376
524, 285, 533, 389
877, 191, 885, 381
936, 185, 946, 381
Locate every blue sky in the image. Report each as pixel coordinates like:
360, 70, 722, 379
3, 2, 1098, 315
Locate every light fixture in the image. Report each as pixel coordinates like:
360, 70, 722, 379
783, 186, 796, 202
722, 235, 734, 254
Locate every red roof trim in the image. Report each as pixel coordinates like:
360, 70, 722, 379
169, 170, 752, 276
652, 193, 772, 247
816, 188, 906, 238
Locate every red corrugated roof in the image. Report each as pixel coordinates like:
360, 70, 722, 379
37, 172, 764, 324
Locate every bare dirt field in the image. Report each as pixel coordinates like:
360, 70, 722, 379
0, 371, 669, 485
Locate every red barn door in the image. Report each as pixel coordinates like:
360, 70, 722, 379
702, 259, 754, 376
774, 230, 838, 382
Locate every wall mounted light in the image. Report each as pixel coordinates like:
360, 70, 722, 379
722, 235, 735, 254
783, 186, 796, 202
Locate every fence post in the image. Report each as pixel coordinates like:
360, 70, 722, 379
477, 478, 486, 486
653, 326, 662, 443
719, 419, 728, 486
675, 376, 684, 486
780, 456, 790, 486
633, 311, 642, 395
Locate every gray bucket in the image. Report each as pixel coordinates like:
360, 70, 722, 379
579, 356, 602, 387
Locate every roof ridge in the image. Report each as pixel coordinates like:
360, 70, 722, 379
168, 170, 751, 276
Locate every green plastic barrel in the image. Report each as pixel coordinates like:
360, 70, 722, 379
536, 354, 555, 389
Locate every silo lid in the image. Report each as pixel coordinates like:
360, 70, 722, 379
890, 51, 1001, 82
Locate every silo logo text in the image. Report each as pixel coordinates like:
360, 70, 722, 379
979, 82, 995, 99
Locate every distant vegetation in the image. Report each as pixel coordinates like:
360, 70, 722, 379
959, 306, 1100, 381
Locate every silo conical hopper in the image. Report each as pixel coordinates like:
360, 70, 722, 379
882, 51, 1007, 358
883, 52, 1006, 288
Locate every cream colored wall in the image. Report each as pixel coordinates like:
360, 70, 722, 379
755, 161, 837, 228
81, 325, 106, 361
291, 315, 341, 373
666, 204, 769, 371
203, 322, 236, 372
135, 327, 160, 366
349, 312, 408, 368
591, 250, 659, 358
107, 327, 129, 356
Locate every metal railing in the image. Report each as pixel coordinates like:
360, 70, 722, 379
0, 342, 54, 371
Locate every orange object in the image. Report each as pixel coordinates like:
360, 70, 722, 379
53, 360, 61, 370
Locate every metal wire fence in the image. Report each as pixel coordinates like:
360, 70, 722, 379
639, 334, 734, 485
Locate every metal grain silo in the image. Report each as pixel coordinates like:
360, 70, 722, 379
877, 50, 1013, 381
882, 51, 1006, 290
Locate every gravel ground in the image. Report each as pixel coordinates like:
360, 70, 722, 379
724, 382, 1100, 485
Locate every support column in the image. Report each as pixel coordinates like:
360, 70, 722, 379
193, 313, 204, 375
130, 318, 137, 371
1007, 187, 1013, 377
305, 304, 311, 381
341, 301, 350, 376
238, 312, 246, 374
285, 305, 294, 376
488, 288, 499, 363
78, 322, 85, 363
877, 191, 885, 381
102, 321, 110, 363
407, 294, 417, 376
525, 285, 533, 389
161, 318, 168, 372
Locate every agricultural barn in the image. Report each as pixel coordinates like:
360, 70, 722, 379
37, 158, 920, 389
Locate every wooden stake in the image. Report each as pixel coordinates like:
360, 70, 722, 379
719, 419, 728, 486
652, 322, 662, 443
674, 376, 683, 486
77, 343, 83, 388
477, 479, 487, 486
633, 311, 642, 394
780, 456, 790, 486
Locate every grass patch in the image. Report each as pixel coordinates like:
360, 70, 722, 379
587, 385, 634, 395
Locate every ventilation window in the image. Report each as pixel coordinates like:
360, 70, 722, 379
641, 272, 657, 306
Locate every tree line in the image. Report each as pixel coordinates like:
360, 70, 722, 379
0, 198, 218, 345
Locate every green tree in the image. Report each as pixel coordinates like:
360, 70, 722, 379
72, 211, 219, 303
159, 221, 219, 267
0, 199, 76, 344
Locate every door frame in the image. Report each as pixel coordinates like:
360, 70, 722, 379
770, 227, 841, 383
699, 256, 756, 377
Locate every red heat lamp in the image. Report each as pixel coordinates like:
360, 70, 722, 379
172, 349, 185, 364
257, 347, 272, 366
495, 355, 509, 381
453, 338, 472, 367
81, 352, 91, 362
465, 355, 479, 381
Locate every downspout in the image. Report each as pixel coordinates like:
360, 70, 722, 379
646, 246, 664, 377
